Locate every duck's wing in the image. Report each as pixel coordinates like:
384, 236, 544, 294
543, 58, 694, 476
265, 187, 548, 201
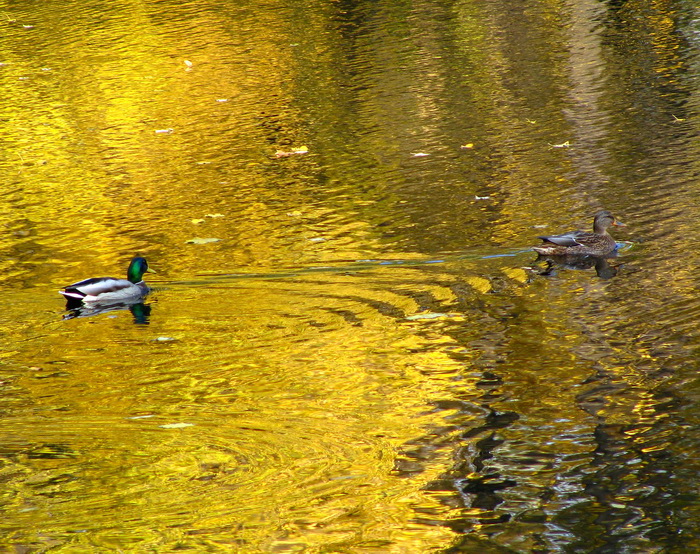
538, 231, 586, 247
60, 277, 133, 299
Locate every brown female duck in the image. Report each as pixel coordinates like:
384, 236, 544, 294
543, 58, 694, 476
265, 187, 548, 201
533, 211, 625, 256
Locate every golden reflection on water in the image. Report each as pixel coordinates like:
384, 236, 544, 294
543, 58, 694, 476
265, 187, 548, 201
2, 0, 700, 551
2, 265, 482, 550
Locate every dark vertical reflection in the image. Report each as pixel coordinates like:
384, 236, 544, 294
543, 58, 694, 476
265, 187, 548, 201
418, 0, 700, 549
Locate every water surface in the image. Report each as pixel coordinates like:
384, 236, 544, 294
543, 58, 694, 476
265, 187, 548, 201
2, 0, 700, 551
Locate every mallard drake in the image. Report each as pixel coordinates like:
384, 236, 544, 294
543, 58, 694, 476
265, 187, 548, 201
59, 257, 156, 305
533, 211, 625, 256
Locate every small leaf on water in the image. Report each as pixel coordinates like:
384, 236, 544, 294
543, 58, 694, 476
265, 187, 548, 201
191, 219, 206, 224
274, 146, 309, 158
155, 128, 173, 134
549, 141, 570, 148
204, 213, 225, 218
410, 152, 429, 157
160, 422, 194, 429
184, 60, 193, 68
186, 237, 221, 244
460, 143, 474, 149
406, 313, 450, 320
308, 237, 326, 243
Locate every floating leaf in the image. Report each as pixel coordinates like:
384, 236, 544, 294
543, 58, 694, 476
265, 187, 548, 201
155, 128, 173, 134
411, 152, 429, 157
204, 213, 225, 218
274, 146, 309, 158
406, 313, 450, 320
475, 195, 490, 200
308, 237, 326, 243
460, 143, 474, 149
186, 237, 221, 244
191, 218, 206, 225
184, 59, 193, 68
160, 422, 194, 429
549, 141, 570, 148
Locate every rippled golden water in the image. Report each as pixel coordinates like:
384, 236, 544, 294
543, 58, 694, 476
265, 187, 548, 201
3, 0, 700, 552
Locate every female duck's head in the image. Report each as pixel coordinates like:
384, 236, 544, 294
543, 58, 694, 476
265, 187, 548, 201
593, 210, 625, 234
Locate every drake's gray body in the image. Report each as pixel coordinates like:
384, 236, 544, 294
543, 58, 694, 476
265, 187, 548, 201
59, 257, 155, 305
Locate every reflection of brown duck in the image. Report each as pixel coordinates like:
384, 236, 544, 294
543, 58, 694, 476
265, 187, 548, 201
533, 211, 625, 256
537, 254, 619, 279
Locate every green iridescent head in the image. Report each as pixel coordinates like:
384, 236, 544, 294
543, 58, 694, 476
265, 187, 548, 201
127, 257, 155, 283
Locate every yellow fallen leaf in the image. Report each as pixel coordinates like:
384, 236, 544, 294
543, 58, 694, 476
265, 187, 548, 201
160, 422, 194, 429
191, 219, 205, 224
461, 143, 474, 149
275, 146, 309, 158
186, 237, 221, 244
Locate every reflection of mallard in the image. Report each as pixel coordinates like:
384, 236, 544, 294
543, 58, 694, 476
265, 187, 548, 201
59, 257, 156, 306
63, 302, 152, 323
533, 211, 625, 256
